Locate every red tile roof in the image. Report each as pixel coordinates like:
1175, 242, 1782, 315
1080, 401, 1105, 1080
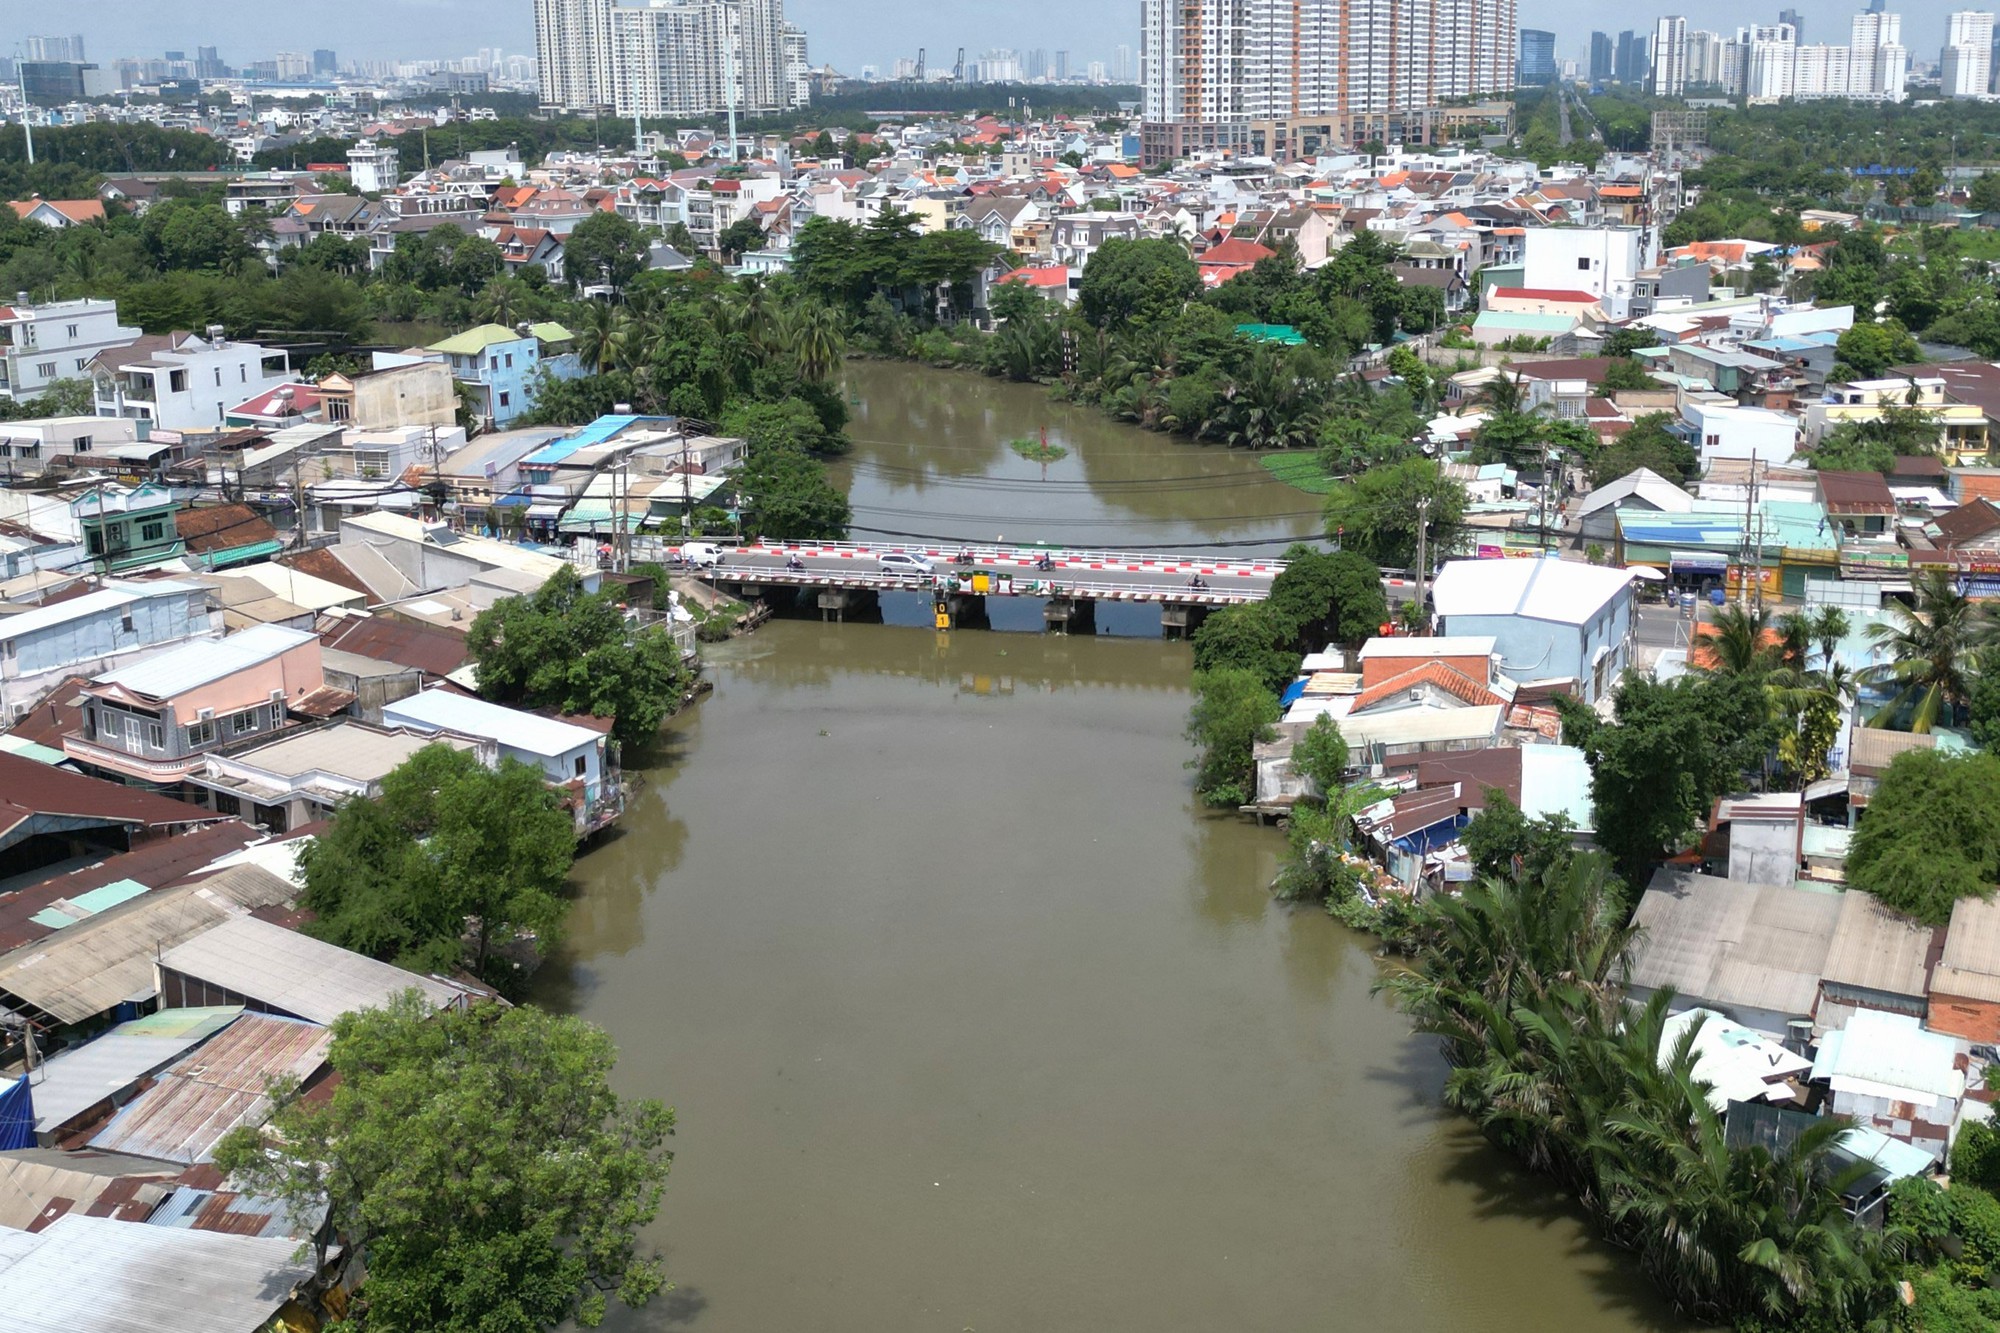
1350, 662, 1502, 714
1491, 286, 1599, 303
0, 753, 231, 855
1200, 238, 1274, 267
8, 198, 105, 224
996, 265, 1069, 289
319, 613, 469, 678
176, 504, 280, 555
0, 819, 266, 951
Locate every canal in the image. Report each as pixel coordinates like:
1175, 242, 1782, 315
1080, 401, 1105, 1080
541, 362, 1685, 1332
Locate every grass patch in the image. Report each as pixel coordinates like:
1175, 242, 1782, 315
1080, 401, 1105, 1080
1262, 452, 1338, 494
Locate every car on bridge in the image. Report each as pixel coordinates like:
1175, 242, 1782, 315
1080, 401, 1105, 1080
877, 552, 934, 579
677, 542, 724, 569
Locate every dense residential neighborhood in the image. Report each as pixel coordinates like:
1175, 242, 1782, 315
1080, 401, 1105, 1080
19, 0, 2000, 1328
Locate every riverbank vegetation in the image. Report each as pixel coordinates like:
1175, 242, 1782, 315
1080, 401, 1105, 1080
299, 744, 577, 988
1183, 548, 1387, 806
216, 993, 675, 1331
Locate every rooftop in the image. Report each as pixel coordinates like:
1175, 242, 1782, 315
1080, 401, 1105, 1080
156, 916, 468, 1025
211, 721, 476, 786
1357, 636, 1497, 659
1811, 1009, 1962, 1107
1627, 870, 1842, 1023
1820, 889, 1936, 1001
0, 1213, 313, 1333
0, 581, 200, 645
383, 686, 599, 758
90, 625, 316, 702
88, 1014, 332, 1165
1936, 893, 2000, 1004
0, 753, 229, 857
1430, 557, 1635, 626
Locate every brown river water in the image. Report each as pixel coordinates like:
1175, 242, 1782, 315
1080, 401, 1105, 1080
537, 362, 1686, 1332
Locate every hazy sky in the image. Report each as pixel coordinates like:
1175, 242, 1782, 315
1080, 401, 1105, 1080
7, 1, 1977, 79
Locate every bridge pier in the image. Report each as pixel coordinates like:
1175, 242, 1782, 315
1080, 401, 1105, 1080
1044, 597, 1096, 635
1160, 603, 1211, 640
940, 593, 989, 631
818, 589, 854, 622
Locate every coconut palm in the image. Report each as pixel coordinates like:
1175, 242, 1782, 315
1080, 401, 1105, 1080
574, 301, 632, 375
1699, 603, 1781, 677
787, 303, 846, 384
473, 276, 532, 327
1808, 605, 1851, 672
1867, 567, 1976, 731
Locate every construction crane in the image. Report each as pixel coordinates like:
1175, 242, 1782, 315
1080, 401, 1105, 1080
953, 48, 965, 83
914, 48, 925, 82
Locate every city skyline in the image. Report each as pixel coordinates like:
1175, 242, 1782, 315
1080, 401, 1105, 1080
5, 0, 1984, 78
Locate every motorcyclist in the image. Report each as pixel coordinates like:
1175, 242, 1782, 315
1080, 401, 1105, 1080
1187, 575, 1208, 590
785, 554, 805, 572
1035, 552, 1054, 571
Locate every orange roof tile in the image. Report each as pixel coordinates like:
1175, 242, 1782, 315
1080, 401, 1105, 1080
1350, 662, 1501, 713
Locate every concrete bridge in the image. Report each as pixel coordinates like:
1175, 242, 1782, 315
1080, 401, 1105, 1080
691, 540, 1284, 635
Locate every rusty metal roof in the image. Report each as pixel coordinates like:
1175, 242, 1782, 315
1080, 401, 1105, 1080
87, 1014, 332, 1165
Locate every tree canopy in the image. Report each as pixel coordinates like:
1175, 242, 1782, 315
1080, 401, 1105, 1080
1322, 458, 1467, 571
1848, 748, 2000, 924
215, 993, 674, 1332
298, 745, 576, 984
468, 566, 694, 748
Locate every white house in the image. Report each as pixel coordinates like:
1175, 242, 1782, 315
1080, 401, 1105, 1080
1522, 227, 1647, 321
378, 687, 620, 834
0, 298, 143, 404
91, 330, 294, 432
0, 579, 222, 722
1682, 401, 1801, 470
1811, 1009, 1964, 1161
1429, 557, 1638, 703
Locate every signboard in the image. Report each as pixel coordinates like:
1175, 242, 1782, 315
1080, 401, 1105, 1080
1725, 565, 1781, 597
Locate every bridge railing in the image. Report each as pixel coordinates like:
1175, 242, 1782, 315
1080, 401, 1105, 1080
710, 566, 1262, 604
737, 539, 1288, 576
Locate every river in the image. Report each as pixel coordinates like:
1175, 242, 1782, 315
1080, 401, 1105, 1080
540, 362, 1685, 1332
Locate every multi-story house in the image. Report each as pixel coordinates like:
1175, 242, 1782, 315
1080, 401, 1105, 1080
0, 415, 144, 483
64, 623, 333, 790
74, 482, 185, 573
381, 686, 623, 836
421, 323, 583, 429
91, 330, 294, 432
1049, 212, 1141, 271
187, 720, 491, 833
0, 578, 221, 722
0, 298, 143, 404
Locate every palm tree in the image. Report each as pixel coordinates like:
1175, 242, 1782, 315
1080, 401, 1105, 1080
788, 304, 846, 384
473, 276, 531, 327
1867, 567, 1976, 731
1699, 603, 1780, 677
1220, 347, 1324, 450
1809, 605, 1851, 672
574, 301, 632, 375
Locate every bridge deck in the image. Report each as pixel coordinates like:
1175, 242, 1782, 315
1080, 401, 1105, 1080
696, 541, 1282, 606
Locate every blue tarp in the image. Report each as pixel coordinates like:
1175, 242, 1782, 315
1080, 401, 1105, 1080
1280, 680, 1309, 708
0, 1077, 34, 1150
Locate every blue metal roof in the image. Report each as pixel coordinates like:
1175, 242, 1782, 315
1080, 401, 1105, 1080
521, 414, 643, 467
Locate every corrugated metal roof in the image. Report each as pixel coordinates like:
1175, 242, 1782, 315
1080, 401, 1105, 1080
0, 866, 297, 1024
17, 1008, 240, 1135
28, 879, 153, 930
89, 1014, 330, 1165
1822, 890, 1935, 1000
92, 624, 315, 701
1936, 894, 2000, 1004
1628, 870, 1840, 1023
1430, 558, 1635, 627
0, 1212, 313, 1333
0, 581, 197, 644
1811, 1009, 1961, 1103
156, 916, 466, 1026
383, 686, 598, 758
0, 1154, 178, 1230
1849, 726, 1935, 777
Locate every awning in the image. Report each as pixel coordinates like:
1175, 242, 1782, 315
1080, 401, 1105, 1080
527, 503, 566, 519
1669, 549, 1728, 573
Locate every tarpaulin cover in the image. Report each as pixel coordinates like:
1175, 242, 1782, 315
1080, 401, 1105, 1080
0, 1076, 34, 1150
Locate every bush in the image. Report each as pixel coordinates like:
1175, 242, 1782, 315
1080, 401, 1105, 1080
1184, 668, 1279, 807
1952, 1120, 2000, 1195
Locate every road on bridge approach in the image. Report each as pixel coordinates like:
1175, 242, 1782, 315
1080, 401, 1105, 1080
704, 541, 1283, 602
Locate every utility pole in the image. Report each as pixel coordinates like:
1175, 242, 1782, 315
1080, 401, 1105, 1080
1738, 459, 1761, 608
1414, 494, 1431, 632
18, 59, 33, 166
290, 447, 306, 551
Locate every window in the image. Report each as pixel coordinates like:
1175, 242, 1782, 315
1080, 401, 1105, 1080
65, 324, 78, 338
574, 755, 587, 777
504, 353, 514, 368
149, 722, 164, 748
73, 435, 91, 452
2, 639, 13, 662
124, 715, 143, 745
232, 709, 258, 735
489, 355, 499, 370
186, 719, 215, 747
498, 391, 510, 408
214, 792, 240, 816
120, 612, 134, 633
239, 365, 247, 382
270, 702, 284, 729
35, 362, 54, 378
169, 369, 188, 392
74, 357, 87, 371
141, 521, 164, 542
1577, 257, 1591, 271
87, 530, 105, 556
214, 368, 222, 387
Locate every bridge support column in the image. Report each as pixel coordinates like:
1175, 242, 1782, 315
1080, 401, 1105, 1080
818, 589, 853, 622
943, 594, 988, 631
1044, 597, 1095, 635
1160, 604, 1210, 640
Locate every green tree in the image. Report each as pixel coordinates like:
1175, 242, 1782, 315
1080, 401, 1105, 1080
1185, 667, 1280, 807
0, 377, 93, 421
468, 566, 694, 747
215, 993, 674, 1331
1460, 789, 1577, 882
1596, 358, 1660, 393
1587, 412, 1698, 486
1322, 458, 1467, 570
716, 217, 767, 261
734, 431, 851, 540
564, 210, 651, 292
1189, 603, 1301, 694
1078, 237, 1200, 329
1867, 567, 1977, 731
1291, 713, 1349, 797
1580, 671, 1778, 885
1848, 748, 2000, 924
1832, 321, 1921, 380
299, 745, 576, 980
1262, 545, 1387, 650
